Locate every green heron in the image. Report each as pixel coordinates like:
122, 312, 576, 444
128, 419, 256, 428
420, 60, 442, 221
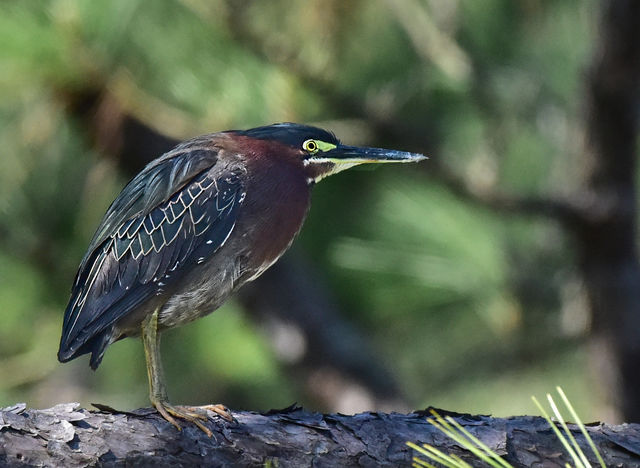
58, 123, 425, 435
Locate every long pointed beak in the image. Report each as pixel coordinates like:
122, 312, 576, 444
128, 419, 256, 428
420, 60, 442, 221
325, 144, 427, 164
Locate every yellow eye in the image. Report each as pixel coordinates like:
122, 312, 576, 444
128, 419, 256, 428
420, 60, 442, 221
303, 139, 318, 153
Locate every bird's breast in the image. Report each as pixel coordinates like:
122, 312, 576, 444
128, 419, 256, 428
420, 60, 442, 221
238, 157, 312, 280
153, 155, 311, 330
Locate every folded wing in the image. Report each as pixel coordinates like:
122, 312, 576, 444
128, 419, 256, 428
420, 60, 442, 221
58, 146, 245, 368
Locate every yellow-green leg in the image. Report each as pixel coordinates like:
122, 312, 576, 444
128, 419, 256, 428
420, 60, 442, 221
142, 309, 233, 437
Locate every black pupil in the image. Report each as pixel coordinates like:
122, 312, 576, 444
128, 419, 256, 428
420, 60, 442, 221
308, 141, 316, 150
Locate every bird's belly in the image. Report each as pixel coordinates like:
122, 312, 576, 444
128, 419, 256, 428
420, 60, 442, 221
156, 254, 239, 330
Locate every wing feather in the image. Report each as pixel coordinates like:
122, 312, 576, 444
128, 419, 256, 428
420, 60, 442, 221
58, 143, 246, 367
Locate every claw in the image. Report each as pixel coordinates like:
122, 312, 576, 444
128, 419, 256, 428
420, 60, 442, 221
191, 404, 236, 423
142, 310, 231, 439
152, 400, 214, 437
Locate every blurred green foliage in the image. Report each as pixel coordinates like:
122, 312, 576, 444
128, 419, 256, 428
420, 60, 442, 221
0, 0, 601, 419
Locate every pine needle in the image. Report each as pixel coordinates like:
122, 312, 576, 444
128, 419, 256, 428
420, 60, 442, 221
556, 387, 606, 468
409, 388, 606, 468
532, 395, 586, 468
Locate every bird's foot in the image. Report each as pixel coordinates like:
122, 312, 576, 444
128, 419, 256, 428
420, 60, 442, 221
152, 400, 226, 437
189, 403, 235, 423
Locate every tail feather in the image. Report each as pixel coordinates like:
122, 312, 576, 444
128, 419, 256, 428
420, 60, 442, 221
57, 326, 114, 370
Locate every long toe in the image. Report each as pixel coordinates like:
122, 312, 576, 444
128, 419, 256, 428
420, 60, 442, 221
191, 404, 236, 423
153, 401, 214, 437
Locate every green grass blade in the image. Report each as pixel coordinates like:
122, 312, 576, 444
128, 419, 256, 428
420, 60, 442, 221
557, 387, 606, 468
410, 391, 603, 468
450, 454, 475, 467
547, 393, 591, 468
444, 416, 512, 468
533, 396, 584, 467
408, 437, 471, 467
426, 411, 509, 468
412, 455, 435, 468
407, 441, 465, 468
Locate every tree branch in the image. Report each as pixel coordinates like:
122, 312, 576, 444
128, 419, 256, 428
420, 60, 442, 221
1, 403, 639, 467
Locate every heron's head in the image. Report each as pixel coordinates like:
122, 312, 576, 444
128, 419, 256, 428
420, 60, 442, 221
231, 123, 426, 184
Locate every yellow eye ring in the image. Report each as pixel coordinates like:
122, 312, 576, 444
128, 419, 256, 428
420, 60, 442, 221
303, 139, 318, 153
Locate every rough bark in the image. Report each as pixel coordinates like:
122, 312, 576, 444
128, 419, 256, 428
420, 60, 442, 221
1, 403, 639, 467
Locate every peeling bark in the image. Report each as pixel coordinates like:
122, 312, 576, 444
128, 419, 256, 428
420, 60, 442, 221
1, 403, 639, 467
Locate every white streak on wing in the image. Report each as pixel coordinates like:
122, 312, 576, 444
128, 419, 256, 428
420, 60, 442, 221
159, 220, 168, 246
216, 194, 235, 212
130, 236, 144, 260
163, 206, 176, 224
194, 222, 211, 237
140, 233, 154, 256
143, 218, 154, 235
189, 204, 207, 225
126, 218, 144, 239
216, 221, 236, 251
66, 243, 111, 339
163, 217, 183, 245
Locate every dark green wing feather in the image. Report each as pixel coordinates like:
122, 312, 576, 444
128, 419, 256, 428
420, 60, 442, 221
58, 140, 246, 368
81, 136, 218, 267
